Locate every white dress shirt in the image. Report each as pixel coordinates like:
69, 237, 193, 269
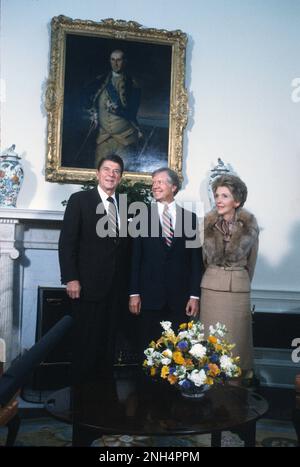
156, 200, 177, 229
97, 185, 120, 226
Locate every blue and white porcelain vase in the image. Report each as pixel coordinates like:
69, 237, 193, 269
0, 145, 24, 207
179, 384, 210, 399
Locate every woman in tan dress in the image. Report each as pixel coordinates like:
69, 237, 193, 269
200, 175, 259, 382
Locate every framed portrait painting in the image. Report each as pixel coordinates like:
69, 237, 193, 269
45, 16, 188, 184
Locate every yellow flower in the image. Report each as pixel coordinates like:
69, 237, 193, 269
167, 374, 178, 385
165, 331, 177, 345
208, 363, 220, 376
206, 377, 214, 385
227, 343, 236, 351
143, 359, 148, 367
184, 358, 194, 368
173, 351, 185, 365
161, 366, 169, 379
156, 337, 164, 348
215, 344, 223, 352
150, 367, 157, 376
188, 321, 194, 329
179, 323, 187, 330
208, 336, 217, 344
200, 356, 209, 365
162, 349, 172, 358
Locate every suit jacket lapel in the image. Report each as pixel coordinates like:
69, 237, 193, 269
172, 204, 183, 248
91, 186, 103, 208
91, 187, 109, 222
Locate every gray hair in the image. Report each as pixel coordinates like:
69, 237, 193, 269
212, 174, 248, 207
151, 167, 182, 195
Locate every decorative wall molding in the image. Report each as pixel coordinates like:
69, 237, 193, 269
251, 288, 300, 313
254, 348, 300, 388
16, 224, 61, 250
0, 218, 23, 366
251, 289, 300, 387
0, 208, 64, 221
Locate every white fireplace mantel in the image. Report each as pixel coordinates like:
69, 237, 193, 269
0, 208, 64, 222
0, 208, 65, 366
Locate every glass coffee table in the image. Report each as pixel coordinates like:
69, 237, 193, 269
45, 366, 268, 447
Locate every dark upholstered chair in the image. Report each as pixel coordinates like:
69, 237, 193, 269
293, 374, 300, 446
0, 315, 73, 446
0, 340, 20, 446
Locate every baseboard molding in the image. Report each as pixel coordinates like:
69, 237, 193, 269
251, 289, 300, 313
254, 347, 300, 388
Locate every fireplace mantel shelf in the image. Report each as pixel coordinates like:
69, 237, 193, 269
0, 208, 64, 222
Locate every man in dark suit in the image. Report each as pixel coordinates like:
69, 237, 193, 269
59, 154, 129, 382
129, 168, 203, 358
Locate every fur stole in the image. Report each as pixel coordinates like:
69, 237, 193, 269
203, 208, 259, 265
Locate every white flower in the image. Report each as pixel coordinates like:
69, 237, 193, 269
189, 335, 205, 345
161, 357, 172, 365
188, 369, 207, 387
220, 355, 239, 377
177, 331, 188, 340
144, 348, 161, 366
144, 347, 155, 356
162, 349, 172, 359
210, 322, 227, 338
176, 366, 187, 379
189, 343, 207, 359
220, 355, 234, 371
160, 321, 172, 332
187, 323, 204, 342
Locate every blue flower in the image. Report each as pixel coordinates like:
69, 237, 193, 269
180, 379, 192, 389
169, 366, 176, 374
177, 341, 188, 351
210, 353, 219, 363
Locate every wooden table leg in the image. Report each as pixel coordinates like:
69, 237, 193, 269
233, 421, 257, 447
6, 414, 21, 446
292, 409, 300, 446
72, 423, 103, 447
243, 421, 256, 447
211, 431, 222, 447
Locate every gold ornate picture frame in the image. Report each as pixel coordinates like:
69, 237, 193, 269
45, 15, 187, 184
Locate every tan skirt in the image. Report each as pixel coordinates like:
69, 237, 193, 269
200, 289, 253, 371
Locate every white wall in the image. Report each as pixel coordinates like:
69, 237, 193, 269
1, 0, 300, 291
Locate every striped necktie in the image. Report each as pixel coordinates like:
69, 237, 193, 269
107, 197, 119, 237
162, 204, 174, 247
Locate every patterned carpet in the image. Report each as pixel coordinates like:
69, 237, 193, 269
0, 416, 297, 447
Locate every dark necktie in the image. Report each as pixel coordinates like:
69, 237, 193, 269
162, 204, 174, 247
107, 196, 119, 238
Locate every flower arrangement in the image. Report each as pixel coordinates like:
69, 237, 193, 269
143, 320, 241, 393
